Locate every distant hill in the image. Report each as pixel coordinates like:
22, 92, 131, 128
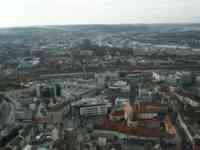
1, 24, 200, 34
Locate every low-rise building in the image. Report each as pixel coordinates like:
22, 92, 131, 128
72, 97, 111, 117
80, 104, 109, 116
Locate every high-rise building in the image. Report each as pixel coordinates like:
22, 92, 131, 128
129, 82, 139, 104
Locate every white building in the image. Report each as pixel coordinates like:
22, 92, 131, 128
80, 104, 109, 116
109, 81, 130, 92
115, 97, 129, 106
72, 96, 111, 117
52, 127, 59, 141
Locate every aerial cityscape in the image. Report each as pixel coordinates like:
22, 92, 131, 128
0, 24, 200, 150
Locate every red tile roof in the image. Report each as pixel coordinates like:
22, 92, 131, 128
132, 103, 162, 113
111, 110, 124, 116
95, 119, 161, 137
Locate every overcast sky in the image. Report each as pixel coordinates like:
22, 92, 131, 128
0, 0, 200, 27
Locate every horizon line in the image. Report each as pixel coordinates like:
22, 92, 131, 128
1, 22, 200, 30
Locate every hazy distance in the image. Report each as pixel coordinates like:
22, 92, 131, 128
0, 0, 200, 28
